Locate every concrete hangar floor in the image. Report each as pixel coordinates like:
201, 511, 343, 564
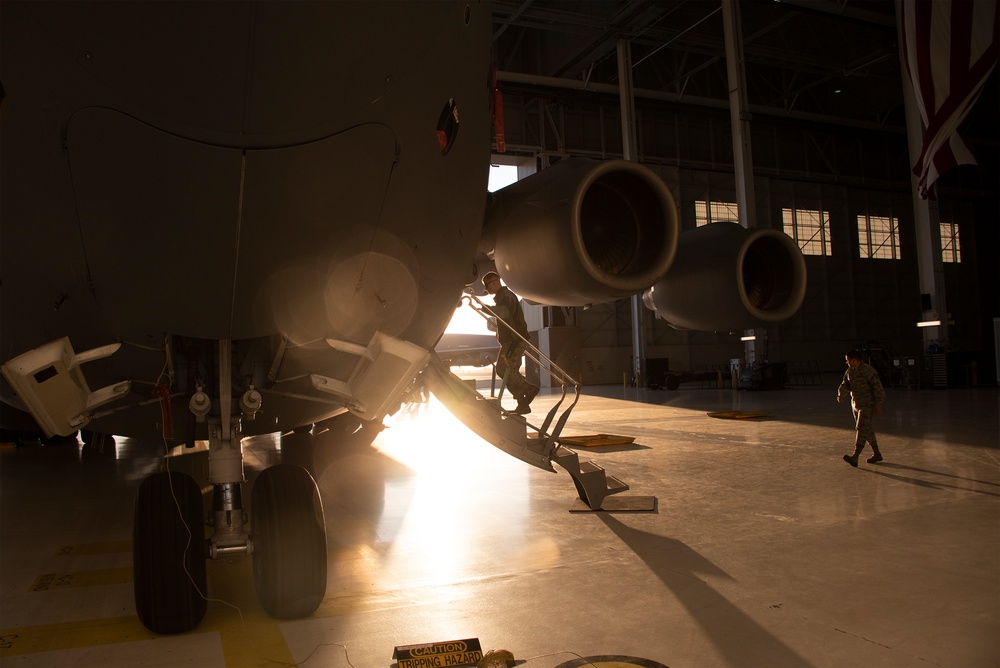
1, 375, 997, 667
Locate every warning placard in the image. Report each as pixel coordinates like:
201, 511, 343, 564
393, 638, 483, 668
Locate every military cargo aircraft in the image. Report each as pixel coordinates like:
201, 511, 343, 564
0, 1, 805, 634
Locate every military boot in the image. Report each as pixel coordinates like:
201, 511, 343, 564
843, 444, 864, 467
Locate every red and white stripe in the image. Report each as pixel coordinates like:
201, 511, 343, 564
899, 0, 999, 199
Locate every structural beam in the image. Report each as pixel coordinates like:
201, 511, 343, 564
721, 0, 756, 230
900, 35, 949, 349
618, 39, 646, 387
722, 0, 761, 364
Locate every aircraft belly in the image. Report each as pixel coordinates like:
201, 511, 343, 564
68, 108, 423, 342
2, 0, 494, 436
68, 109, 241, 339
238, 138, 421, 343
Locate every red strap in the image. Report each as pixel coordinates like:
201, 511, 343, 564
151, 383, 174, 439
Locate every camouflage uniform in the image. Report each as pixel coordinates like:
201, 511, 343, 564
486, 285, 534, 401
837, 361, 885, 458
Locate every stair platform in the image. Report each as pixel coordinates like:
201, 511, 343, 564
425, 353, 631, 509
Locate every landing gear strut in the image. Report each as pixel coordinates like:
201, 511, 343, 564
132, 340, 328, 634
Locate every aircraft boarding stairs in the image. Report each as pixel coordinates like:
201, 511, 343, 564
424, 294, 628, 510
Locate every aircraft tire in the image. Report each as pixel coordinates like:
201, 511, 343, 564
133, 471, 207, 634
252, 464, 327, 619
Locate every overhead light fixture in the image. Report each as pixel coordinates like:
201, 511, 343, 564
916, 320, 941, 327
740, 335, 756, 341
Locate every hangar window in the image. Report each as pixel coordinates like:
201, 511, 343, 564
782, 207, 831, 256
940, 222, 961, 263
695, 200, 739, 226
858, 214, 900, 260
488, 164, 518, 192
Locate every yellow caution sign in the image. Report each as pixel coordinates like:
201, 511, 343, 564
394, 638, 484, 668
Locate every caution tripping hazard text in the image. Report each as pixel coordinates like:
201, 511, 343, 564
394, 638, 483, 668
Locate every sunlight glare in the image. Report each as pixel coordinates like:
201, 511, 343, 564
374, 395, 531, 587
444, 299, 493, 335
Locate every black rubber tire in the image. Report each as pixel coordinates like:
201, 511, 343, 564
252, 464, 327, 619
133, 471, 207, 634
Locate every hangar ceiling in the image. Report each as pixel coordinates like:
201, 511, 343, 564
490, 0, 997, 138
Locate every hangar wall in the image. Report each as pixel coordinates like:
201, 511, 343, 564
497, 88, 996, 384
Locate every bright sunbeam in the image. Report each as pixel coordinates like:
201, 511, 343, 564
378, 394, 516, 480
373, 394, 531, 588
444, 300, 493, 335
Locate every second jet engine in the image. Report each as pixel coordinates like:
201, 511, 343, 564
642, 222, 807, 331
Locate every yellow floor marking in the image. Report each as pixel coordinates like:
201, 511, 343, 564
555, 659, 669, 668
203, 557, 297, 667
8, 547, 463, 664
6, 560, 294, 667
0, 616, 158, 657
29, 568, 133, 592
559, 434, 637, 447
54, 540, 132, 557
707, 411, 769, 419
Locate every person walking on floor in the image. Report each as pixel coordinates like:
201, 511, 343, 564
482, 271, 539, 415
837, 349, 886, 466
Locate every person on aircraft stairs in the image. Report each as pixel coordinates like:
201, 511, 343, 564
482, 271, 539, 415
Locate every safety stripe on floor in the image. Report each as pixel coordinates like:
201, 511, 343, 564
0, 616, 157, 657
53, 540, 132, 557
555, 656, 670, 668
7, 560, 295, 666
203, 557, 297, 666
29, 568, 133, 592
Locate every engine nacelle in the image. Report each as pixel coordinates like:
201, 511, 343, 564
642, 222, 807, 331
482, 158, 678, 306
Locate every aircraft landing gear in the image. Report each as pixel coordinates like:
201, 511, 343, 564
132, 340, 328, 634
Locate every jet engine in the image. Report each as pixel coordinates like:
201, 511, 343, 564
642, 222, 807, 331
482, 158, 679, 306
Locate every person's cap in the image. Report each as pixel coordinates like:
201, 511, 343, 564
482, 271, 500, 285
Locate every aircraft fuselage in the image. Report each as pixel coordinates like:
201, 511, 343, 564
1, 1, 493, 438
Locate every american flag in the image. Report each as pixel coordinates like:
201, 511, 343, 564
899, 0, 999, 199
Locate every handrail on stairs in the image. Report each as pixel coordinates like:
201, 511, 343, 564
460, 292, 581, 446
430, 292, 631, 510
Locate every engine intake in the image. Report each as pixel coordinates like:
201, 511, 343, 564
482, 158, 678, 306
642, 222, 807, 331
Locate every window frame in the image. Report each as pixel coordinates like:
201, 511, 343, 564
782, 207, 832, 256
857, 213, 901, 260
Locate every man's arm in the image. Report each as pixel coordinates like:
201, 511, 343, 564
490, 290, 514, 321
837, 371, 850, 403
870, 366, 886, 414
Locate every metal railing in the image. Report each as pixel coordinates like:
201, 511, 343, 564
461, 292, 581, 444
